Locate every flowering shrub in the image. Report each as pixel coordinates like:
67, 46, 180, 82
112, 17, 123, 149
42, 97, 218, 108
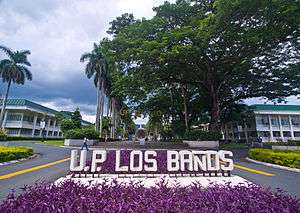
249, 148, 300, 169
0, 180, 299, 212
0, 146, 33, 163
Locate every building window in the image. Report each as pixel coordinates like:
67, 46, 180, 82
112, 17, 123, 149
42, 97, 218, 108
280, 116, 290, 126
283, 131, 291, 137
249, 131, 258, 137
259, 131, 270, 137
256, 115, 269, 125
53, 131, 58, 136
48, 131, 53, 136
36, 118, 41, 126
273, 131, 281, 137
271, 116, 279, 126
7, 129, 19, 135
34, 129, 40, 136
49, 120, 54, 127
7, 114, 22, 121
23, 115, 34, 123
20, 129, 32, 135
294, 131, 300, 137
59, 132, 62, 137
291, 116, 300, 126
240, 132, 245, 138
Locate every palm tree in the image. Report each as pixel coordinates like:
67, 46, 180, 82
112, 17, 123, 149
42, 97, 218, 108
80, 43, 108, 135
0, 45, 32, 127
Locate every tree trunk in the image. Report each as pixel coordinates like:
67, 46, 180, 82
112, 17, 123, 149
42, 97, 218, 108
95, 77, 101, 132
181, 84, 189, 131
0, 79, 12, 128
208, 76, 221, 132
110, 98, 115, 139
99, 79, 105, 137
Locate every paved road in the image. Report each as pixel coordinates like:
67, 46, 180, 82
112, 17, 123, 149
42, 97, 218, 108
0, 143, 299, 201
0, 142, 70, 200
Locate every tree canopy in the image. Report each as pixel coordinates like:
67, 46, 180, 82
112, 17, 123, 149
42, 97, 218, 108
101, 0, 300, 133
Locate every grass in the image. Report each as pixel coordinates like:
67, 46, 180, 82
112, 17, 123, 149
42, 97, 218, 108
36, 140, 64, 147
3, 140, 65, 147
220, 143, 248, 149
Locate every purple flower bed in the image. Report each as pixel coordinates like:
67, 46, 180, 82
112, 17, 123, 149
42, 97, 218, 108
1, 180, 299, 212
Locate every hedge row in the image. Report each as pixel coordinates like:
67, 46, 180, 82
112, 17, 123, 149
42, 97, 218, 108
64, 128, 99, 139
249, 148, 300, 169
264, 141, 300, 146
7, 136, 63, 141
0, 146, 33, 163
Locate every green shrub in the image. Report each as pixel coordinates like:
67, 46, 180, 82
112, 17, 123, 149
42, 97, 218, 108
7, 136, 62, 141
183, 130, 221, 141
0, 129, 7, 141
65, 128, 99, 139
249, 148, 300, 169
264, 141, 300, 146
0, 146, 33, 163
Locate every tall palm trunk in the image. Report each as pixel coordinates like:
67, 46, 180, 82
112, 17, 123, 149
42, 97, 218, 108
0, 79, 12, 128
111, 98, 116, 139
99, 79, 105, 137
95, 76, 101, 132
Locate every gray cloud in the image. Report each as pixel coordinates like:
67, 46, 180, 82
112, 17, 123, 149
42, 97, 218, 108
0, 0, 169, 122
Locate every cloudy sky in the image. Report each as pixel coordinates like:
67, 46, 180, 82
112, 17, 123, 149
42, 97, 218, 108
0, 0, 174, 122
0, 0, 298, 123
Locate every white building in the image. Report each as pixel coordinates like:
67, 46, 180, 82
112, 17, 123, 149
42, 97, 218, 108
0, 99, 91, 138
224, 104, 300, 142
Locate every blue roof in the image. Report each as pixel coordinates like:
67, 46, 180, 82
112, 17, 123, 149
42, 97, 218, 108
0, 99, 92, 124
0, 99, 57, 114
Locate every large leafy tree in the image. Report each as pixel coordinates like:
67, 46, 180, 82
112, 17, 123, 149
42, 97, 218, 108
106, 0, 300, 131
80, 43, 108, 134
0, 45, 32, 127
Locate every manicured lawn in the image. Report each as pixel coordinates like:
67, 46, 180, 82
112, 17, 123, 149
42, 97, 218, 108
220, 143, 248, 149
36, 140, 64, 147
0, 146, 33, 163
249, 148, 300, 169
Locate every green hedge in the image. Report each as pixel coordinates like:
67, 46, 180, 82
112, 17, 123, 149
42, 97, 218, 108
0, 146, 33, 163
65, 128, 99, 139
7, 136, 63, 141
264, 141, 300, 146
183, 130, 221, 141
248, 148, 300, 169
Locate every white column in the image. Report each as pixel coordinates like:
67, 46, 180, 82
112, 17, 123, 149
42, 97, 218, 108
53, 119, 57, 137
289, 115, 295, 140
46, 119, 50, 137
244, 123, 249, 143
268, 115, 274, 142
2, 111, 8, 128
278, 115, 284, 141
32, 115, 37, 136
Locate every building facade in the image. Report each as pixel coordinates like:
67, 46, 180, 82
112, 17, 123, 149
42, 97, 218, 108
223, 105, 300, 143
0, 99, 91, 138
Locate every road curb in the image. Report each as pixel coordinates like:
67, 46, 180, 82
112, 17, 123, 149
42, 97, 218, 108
246, 157, 300, 173
0, 154, 39, 167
